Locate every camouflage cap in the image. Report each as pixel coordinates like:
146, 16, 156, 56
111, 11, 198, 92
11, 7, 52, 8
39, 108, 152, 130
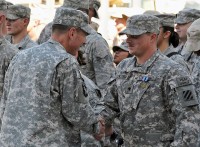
0, 0, 8, 11
113, 40, 129, 52
120, 14, 160, 36
6, 4, 30, 20
184, 18, 200, 52
89, 0, 101, 18
156, 14, 175, 28
63, 0, 89, 10
53, 7, 92, 34
175, 8, 200, 24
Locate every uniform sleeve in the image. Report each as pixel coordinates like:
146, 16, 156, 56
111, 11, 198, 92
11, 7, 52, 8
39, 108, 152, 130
166, 66, 200, 146
37, 22, 52, 45
58, 60, 100, 134
92, 37, 115, 89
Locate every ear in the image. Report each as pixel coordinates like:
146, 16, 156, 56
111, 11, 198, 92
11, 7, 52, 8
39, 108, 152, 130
23, 18, 30, 26
150, 33, 158, 42
68, 27, 77, 40
0, 14, 5, 24
163, 31, 171, 39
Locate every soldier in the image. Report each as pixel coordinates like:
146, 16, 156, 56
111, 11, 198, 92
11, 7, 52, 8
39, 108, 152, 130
184, 18, 200, 100
175, 8, 200, 61
112, 40, 132, 66
6, 4, 37, 50
0, 0, 18, 99
103, 14, 200, 146
89, 0, 100, 31
37, 0, 89, 45
156, 14, 189, 71
0, 7, 105, 147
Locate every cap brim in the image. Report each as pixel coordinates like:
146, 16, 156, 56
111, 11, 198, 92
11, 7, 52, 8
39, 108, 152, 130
94, 7, 99, 19
81, 24, 94, 35
184, 39, 200, 52
119, 28, 147, 36
6, 13, 20, 20
174, 18, 190, 24
113, 45, 129, 52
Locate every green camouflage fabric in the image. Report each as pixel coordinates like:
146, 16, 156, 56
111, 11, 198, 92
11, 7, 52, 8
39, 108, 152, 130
113, 40, 129, 52
79, 31, 115, 90
120, 14, 160, 35
0, 39, 103, 147
175, 8, 200, 24
0, 0, 7, 10
0, 37, 18, 100
53, 7, 92, 34
37, 22, 53, 44
6, 4, 30, 20
104, 50, 200, 146
163, 44, 190, 72
7, 34, 38, 50
63, 0, 89, 10
156, 14, 175, 28
89, 0, 101, 18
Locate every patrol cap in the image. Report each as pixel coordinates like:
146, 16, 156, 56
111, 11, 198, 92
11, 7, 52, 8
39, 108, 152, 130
89, 0, 101, 18
0, 0, 8, 11
184, 18, 200, 52
113, 40, 129, 52
53, 7, 92, 34
156, 14, 175, 28
63, 0, 89, 10
175, 8, 200, 24
6, 4, 30, 20
120, 14, 160, 36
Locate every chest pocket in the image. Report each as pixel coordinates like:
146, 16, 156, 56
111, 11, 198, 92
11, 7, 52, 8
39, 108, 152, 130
121, 77, 151, 112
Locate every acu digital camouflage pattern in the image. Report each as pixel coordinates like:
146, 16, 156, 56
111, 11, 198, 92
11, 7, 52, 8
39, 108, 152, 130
156, 14, 175, 28
63, 0, 89, 10
175, 8, 200, 24
104, 50, 200, 146
89, 0, 101, 18
162, 44, 190, 72
0, 37, 18, 100
120, 14, 160, 35
53, 7, 92, 34
0, 39, 103, 146
79, 30, 115, 90
37, 0, 90, 44
0, 0, 7, 10
7, 34, 38, 50
6, 4, 30, 20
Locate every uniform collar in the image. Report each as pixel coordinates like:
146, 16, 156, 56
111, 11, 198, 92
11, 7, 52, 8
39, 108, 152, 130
126, 50, 160, 73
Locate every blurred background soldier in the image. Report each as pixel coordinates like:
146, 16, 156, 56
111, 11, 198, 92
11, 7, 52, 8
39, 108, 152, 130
6, 4, 37, 50
37, 0, 90, 45
174, 8, 200, 61
0, 0, 18, 99
156, 14, 189, 71
112, 40, 132, 66
103, 14, 200, 146
0, 7, 105, 147
89, 0, 100, 31
183, 18, 200, 100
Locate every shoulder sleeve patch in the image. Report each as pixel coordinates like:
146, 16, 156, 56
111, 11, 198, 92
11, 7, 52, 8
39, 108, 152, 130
176, 85, 199, 107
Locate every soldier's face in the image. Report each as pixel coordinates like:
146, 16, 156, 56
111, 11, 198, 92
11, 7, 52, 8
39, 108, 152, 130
113, 49, 129, 65
175, 22, 192, 43
6, 18, 29, 36
68, 28, 87, 56
126, 33, 152, 57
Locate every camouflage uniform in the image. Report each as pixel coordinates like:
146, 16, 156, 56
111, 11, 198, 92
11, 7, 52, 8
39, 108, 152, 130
7, 34, 37, 50
37, 0, 89, 44
0, 37, 18, 99
0, 8, 103, 147
184, 18, 200, 101
103, 15, 200, 147
6, 4, 37, 49
175, 8, 200, 60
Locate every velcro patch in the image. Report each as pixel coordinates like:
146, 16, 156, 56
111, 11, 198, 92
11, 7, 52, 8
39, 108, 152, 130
176, 77, 191, 87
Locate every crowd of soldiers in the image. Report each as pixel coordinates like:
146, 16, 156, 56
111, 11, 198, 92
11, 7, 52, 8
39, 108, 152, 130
0, 0, 200, 146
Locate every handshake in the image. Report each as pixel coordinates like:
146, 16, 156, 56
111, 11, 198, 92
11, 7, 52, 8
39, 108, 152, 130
93, 116, 124, 146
